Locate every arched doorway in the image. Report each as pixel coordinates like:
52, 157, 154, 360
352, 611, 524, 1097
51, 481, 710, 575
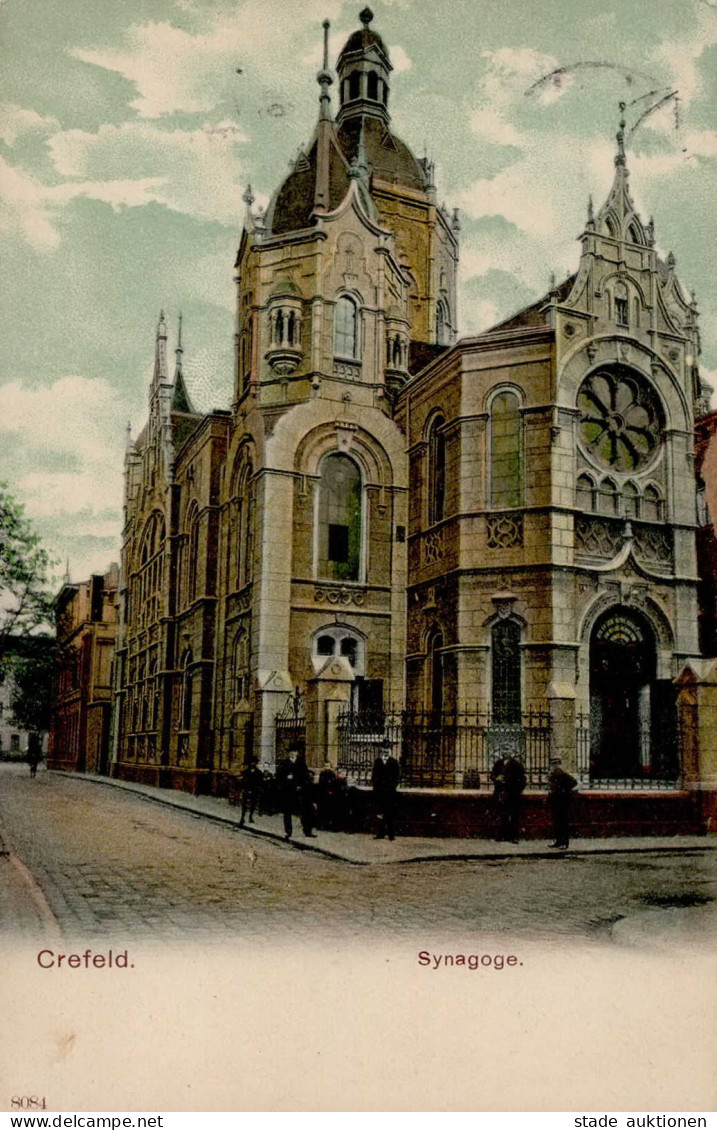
589, 607, 677, 782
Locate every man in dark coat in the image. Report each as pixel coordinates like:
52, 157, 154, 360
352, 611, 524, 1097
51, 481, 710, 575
294, 751, 316, 838
238, 757, 263, 826
372, 739, 400, 841
494, 749, 526, 843
276, 749, 300, 840
547, 757, 578, 849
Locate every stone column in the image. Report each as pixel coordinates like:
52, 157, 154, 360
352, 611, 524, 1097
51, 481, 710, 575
305, 656, 354, 771
547, 681, 577, 775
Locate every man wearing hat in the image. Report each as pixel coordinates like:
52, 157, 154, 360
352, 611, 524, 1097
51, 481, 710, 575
372, 738, 400, 841
547, 757, 578, 849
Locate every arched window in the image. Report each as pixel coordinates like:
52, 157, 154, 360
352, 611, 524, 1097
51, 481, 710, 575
643, 484, 663, 522
436, 300, 450, 346
367, 71, 379, 100
428, 416, 446, 525
187, 506, 200, 602
312, 628, 364, 674
427, 629, 444, 717
349, 71, 361, 100
317, 453, 362, 581
614, 281, 628, 326
623, 481, 640, 519
697, 477, 710, 527
492, 619, 521, 723
598, 477, 619, 515
232, 460, 254, 589
490, 391, 522, 508
576, 474, 595, 512
334, 296, 358, 359
233, 630, 250, 704
181, 649, 193, 731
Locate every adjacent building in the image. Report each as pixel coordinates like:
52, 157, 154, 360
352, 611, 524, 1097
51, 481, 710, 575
49, 565, 119, 774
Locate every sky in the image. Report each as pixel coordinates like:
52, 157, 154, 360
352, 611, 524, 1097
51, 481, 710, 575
1, 0, 716, 585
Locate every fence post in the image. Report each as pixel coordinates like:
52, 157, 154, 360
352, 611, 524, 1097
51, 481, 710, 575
305, 656, 354, 771
547, 682, 577, 775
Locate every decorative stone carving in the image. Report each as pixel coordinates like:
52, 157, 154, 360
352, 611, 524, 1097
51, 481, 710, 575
575, 515, 623, 559
313, 585, 366, 606
424, 529, 444, 563
333, 360, 362, 379
487, 513, 524, 549
633, 525, 673, 572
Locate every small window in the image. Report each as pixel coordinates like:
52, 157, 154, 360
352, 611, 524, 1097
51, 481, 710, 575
623, 481, 639, 519
436, 300, 450, 346
614, 297, 628, 326
349, 71, 360, 100
340, 638, 358, 667
428, 416, 446, 525
367, 71, 378, 100
316, 635, 335, 657
598, 478, 619, 515
643, 485, 663, 522
576, 474, 595, 512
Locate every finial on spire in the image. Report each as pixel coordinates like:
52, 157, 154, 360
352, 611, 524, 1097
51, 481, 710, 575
615, 101, 627, 168
177, 312, 183, 351
359, 6, 374, 25
587, 195, 594, 226
157, 309, 166, 336
316, 19, 333, 119
64, 558, 71, 584
242, 184, 255, 208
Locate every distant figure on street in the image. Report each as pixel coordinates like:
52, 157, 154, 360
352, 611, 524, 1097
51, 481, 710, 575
547, 757, 578, 849
238, 757, 263, 826
317, 762, 338, 830
27, 735, 42, 779
372, 739, 400, 841
493, 748, 526, 843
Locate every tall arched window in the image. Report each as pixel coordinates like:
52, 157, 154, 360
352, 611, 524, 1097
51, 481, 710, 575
233, 629, 250, 704
181, 649, 193, 731
427, 629, 444, 717
317, 453, 362, 581
492, 619, 521, 723
428, 415, 446, 525
367, 71, 379, 100
349, 71, 361, 100
436, 300, 450, 346
490, 390, 522, 508
334, 296, 358, 359
186, 506, 200, 602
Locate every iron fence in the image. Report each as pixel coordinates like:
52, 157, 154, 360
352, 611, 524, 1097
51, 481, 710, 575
336, 706, 552, 789
274, 694, 306, 762
575, 711, 681, 790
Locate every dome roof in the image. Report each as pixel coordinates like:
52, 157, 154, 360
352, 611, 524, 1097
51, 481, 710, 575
338, 8, 390, 67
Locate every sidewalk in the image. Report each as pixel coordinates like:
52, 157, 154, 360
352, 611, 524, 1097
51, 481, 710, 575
66, 772, 717, 865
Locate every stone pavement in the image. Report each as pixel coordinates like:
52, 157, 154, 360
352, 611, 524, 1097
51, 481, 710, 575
75, 771, 717, 865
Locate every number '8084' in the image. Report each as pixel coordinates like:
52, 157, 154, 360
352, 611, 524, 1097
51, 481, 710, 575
11, 1097, 47, 1109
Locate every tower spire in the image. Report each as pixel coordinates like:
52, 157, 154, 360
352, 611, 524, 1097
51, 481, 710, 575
153, 310, 168, 387
314, 19, 334, 212
615, 101, 627, 168
175, 311, 183, 377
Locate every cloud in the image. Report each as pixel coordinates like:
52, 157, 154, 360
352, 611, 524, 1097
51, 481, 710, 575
651, 3, 717, 109
48, 120, 248, 226
0, 376, 128, 522
71, 2, 346, 119
0, 102, 58, 147
389, 45, 413, 73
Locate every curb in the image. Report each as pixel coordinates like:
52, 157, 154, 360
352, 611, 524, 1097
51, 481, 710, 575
49, 771, 717, 866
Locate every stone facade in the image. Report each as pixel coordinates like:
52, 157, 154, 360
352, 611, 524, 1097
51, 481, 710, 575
49, 565, 119, 773
111, 12, 714, 823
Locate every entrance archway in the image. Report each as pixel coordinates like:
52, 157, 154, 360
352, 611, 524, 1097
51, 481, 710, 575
589, 607, 677, 782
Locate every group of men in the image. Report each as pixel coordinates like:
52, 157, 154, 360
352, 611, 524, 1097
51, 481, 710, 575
491, 752, 578, 848
236, 743, 577, 847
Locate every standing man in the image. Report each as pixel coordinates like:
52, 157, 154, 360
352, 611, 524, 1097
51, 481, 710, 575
276, 748, 299, 840
294, 750, 316, 838
372, 738, 400, 841
27, 734, 42, 779
547, 757, 578, 849
497, 748, 526, 844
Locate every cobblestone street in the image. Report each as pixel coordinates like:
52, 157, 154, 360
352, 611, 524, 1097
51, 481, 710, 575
1, 764, 716, 947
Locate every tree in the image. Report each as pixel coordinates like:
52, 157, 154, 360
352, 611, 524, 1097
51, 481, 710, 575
0, 481, 55, 671
8, 636, 57, 735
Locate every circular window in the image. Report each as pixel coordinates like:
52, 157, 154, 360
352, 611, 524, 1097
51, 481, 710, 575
578, 367, 663, 472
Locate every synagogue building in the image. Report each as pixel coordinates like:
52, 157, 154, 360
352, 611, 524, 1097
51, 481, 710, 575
110, 9, 717, 834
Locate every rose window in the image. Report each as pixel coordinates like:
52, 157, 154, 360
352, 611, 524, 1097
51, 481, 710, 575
578, 367, 663, 472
